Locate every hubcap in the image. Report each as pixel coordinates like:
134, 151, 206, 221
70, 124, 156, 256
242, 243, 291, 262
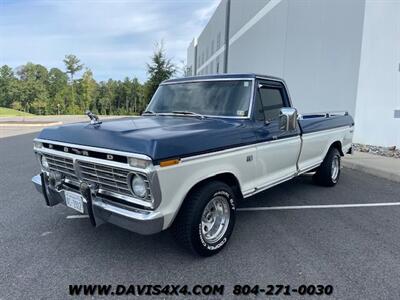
201, 196, 230, 244
331, 156, 340, 181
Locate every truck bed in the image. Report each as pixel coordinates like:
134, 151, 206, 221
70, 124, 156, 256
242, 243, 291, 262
298, 112, 354, 134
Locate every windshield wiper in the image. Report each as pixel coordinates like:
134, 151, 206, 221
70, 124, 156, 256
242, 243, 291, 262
170, 111, 205, 119
143, 110, 205, 119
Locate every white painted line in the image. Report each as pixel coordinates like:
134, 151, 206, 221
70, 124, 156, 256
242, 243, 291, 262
237, 202, 400, 211
40, 231, 52, 237
66, 215, 89, 219
0, 121, 62, 127
197, 0, 282, 73
196, 45, 226, 73
229, 0, 283, 47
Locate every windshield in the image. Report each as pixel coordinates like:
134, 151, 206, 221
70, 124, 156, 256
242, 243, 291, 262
146, 80, 253, 117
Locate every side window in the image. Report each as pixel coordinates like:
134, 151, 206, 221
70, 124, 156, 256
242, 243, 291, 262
258, 86, 284, 122
254, 91, 265, 122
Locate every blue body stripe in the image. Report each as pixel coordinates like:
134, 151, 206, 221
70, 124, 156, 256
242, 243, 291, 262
37, 114, 353, 163
299, 115, 354, 134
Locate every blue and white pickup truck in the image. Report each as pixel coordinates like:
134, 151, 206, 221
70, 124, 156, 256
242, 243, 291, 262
32, 74, 354, 256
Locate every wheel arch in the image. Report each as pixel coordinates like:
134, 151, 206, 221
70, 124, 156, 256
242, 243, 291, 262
170, 172, 243, 225
330, 140, 344, 156
184, 172, 243, 203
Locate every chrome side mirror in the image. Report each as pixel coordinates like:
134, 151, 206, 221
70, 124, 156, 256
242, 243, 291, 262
279, 107, 298, 131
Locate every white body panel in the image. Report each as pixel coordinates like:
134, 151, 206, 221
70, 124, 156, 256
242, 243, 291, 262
155, 124, 353, 229
155, 144, 257, 228
298, 126, 353, 172
254, 136, 301, 187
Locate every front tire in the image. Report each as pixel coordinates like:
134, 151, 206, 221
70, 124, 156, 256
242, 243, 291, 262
172, 181, 236, 257
313, 147, 341, 187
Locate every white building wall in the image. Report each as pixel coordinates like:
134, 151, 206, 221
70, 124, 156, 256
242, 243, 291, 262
196, 0, 228, 75
228, 0, 288, 77
354, 0, 400, 147
228, 0, 365, 117
186, 39, 196, 76
188, 0, 399, 147
229, 0, 270, 38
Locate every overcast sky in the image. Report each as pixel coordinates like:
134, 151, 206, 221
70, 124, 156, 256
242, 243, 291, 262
0, 0, 219, 82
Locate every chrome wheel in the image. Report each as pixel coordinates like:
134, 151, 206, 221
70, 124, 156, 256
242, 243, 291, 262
331, 156, 340, 182
201, 196, 230, 244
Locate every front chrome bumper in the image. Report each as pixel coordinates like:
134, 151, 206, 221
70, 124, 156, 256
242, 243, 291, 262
32, 174, 164, 235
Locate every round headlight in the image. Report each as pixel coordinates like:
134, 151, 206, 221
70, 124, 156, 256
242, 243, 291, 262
131, 175, 147, 198
41, 155, 49, 170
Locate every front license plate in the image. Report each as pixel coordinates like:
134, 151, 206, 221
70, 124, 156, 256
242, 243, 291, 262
65, 191, 84, 213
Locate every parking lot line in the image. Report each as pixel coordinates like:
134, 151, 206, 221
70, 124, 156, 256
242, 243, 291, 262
65, 203, 400, 219
237, 202, 400, 211
66, 215, 89, 219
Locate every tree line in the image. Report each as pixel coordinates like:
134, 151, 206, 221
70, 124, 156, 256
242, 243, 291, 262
0, 44, 177, 115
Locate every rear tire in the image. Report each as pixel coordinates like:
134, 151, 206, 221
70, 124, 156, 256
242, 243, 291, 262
313, 148, 341, 187
172, 181, 236, 257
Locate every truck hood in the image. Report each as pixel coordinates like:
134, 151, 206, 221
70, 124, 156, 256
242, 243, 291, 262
37, 116, 257, 162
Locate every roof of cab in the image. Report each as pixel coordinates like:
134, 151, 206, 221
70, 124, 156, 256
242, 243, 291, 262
162, 73, 285, 84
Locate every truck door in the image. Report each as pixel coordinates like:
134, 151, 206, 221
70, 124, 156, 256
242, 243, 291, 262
253, 80, 301, 189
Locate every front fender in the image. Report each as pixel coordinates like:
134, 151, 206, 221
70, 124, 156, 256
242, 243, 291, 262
154, 146, 256, 228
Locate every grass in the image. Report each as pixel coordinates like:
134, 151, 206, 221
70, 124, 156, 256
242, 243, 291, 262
0, 107, 34, 117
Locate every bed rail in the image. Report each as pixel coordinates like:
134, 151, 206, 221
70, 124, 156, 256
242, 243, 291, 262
298, 111, 348, 120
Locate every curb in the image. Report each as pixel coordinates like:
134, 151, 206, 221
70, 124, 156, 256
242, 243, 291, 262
342, 160, 400, 183
0, 121, 63, 127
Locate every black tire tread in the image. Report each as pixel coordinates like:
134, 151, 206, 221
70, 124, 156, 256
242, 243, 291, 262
313, 147, 341, 187
172, 181, 234, 256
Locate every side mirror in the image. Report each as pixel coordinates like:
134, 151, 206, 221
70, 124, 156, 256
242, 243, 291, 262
279, 107, 298, 131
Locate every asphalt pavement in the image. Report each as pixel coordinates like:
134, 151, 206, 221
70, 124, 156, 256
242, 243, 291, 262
0, 115, 126, 138
1, 132, 400, 299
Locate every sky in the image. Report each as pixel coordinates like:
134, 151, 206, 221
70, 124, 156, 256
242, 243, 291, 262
0, 0, 219, 82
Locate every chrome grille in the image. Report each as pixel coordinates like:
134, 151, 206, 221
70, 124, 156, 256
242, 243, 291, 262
43, 153, 78, 181
41, 153, 152, 203
77, 161, 136, 198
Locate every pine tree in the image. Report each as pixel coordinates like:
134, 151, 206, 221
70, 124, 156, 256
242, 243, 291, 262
63, 54, 83, 111
144, 42, 176, 104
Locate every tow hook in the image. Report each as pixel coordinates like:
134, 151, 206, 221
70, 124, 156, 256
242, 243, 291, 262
48, 171, 64, 189
79, 182, 97, 227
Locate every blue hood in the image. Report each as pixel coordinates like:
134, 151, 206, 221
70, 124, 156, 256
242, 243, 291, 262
37, 116, 257, 162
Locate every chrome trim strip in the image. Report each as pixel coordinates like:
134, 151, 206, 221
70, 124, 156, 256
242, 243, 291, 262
34, 138, 152, 161
93, 199, 161, 221
161, 77, 254, 85
35, 146, 150, 173
255, 76, 294, 108
64, 178, 80, 187
297, 162, 322, 175
180, 136, 300, 163
32, 174, 43, 194
298, 111, 349, 119
98, 189, 153, 209
301, 125, 350, 136
243, 174, 296, 198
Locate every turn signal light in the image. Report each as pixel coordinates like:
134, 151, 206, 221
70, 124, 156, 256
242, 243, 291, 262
159, 159, 180, 167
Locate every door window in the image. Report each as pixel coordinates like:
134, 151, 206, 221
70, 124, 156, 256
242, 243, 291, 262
257, 86, 284, 122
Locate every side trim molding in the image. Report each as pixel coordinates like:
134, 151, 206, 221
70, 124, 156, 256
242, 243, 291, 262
243, 173, 295, 198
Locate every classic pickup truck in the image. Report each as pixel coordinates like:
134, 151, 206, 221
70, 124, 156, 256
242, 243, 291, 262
32, 73, 354, 256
